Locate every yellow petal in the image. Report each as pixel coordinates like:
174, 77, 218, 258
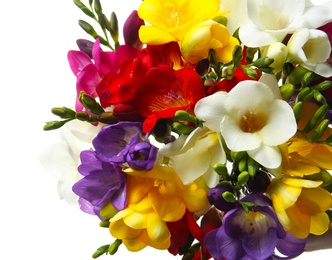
299, 187, 332, 214
282, 177, 322, 188
122, 236, 147, 252
310, 212, 331, 235
150, 190, 186, 221
109, 219, 142, 240
267, 179, 301, 210
146, 212, 171, 243
285, 203, 311, 238
181, 182, 209, 212
139, 26, 178, 45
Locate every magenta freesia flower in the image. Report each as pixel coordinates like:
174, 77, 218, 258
204, 193, 307, 260
68, 38, 116, 110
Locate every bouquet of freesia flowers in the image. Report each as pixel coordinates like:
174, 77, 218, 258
41, 0, 332, 259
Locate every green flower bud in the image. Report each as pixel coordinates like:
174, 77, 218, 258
238, 157, 247, 173
43, 120, 69, 131
79, 91, 104, 115
246, 47, 258, 63
94, 0, 102, 16
292, 101, 303, 121
92, 244, 110, 258
310, 119, 330, 142
222, 191, 237, 203
280, 83, 295, 100
99, 219, 110, 228
232, 45, 243, 67
313, 89, 325, 103
75, 111, 90, 121
79, 20, 98, 38
237, 171, 249, 186
301, 71, 314, 87
98, 111, 118, 124
214, 163, 229, 180
172, 122, 195, 135
242, 66, 258, 79
230, 151, 246, 161
312, 81, 332, 92
282, 62, 294, 78
287, 65, 310, 86
110, 12, 119, 44
296, 87, 312, 102
213, 15, 228, 26
253, 57, 274, 68
108, 239, 122, 255
302, 104, 328, 134
51, 107, 76, 119
321, 170, 332, 187
247, 156, 258, 177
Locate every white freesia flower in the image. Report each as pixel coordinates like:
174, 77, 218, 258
39, 120, 101, 205
158, 127, 225, 188
261, 42, 288, 72
194, 74, 297, 169
287, 28, 332, 77
238, 0, 332, 47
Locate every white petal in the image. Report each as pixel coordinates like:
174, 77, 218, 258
226, 80, 274, 114
39, 142, 79, 181
304, 62, 332, 77
239, 25, 281, 47
258, 74, 282, 99
303, 5, 332, 29
57, 176, 79, 205
194, 92, 227, 132
247, 145, 282, 169
259, 100, 297, 146
221, 116, 262, 151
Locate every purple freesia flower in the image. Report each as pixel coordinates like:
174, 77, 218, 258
93, 121, 158, 170
204, 193, 307, 260
73, 150, 127, 218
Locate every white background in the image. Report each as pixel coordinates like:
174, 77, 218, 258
1, 0, 331, 259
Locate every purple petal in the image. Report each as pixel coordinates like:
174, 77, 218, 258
216, 225, 246, 260
204, 229, 223, 259
241, 227, 277, 259
275, 232, 307, 259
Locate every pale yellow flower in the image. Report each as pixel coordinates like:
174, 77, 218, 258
180, 20, 239, 64
267, 177, 332, 238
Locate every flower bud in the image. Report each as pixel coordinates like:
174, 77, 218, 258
237, 171, 249, 186
247, 170, 271, 193
208, 183, 236, 211
213, 163, 229, 180
51, 107, 76, 119
108, 239, 122, 255
126, 141, 158, 171
200, 207, 222, 234
76, 39, 94, 58
123, 10, 145, 49
92, 244, 110, 258
310, 119, 329, 142
181, 20, 239, 64
261, 42, 288, 72
280, 83, 295, 100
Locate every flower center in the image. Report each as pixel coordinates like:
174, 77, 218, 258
239, 110, 268, 133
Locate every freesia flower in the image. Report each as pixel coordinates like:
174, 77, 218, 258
137, 0, 222, 45
239, 0, 332, 47
180, 20, 239, 64
287, 28, 332, 77
261, 42, 288, 72
108, 166, 208, 251
204, 193, 307, 260
92, 122, 158, 171
158, 127, 225, 188
39, 120, 100, 205
194, 74, 297, 169
73, 153, 127, 216
68, 38, 116, 110
267, 177, 332, 238
123, 10, 145, 49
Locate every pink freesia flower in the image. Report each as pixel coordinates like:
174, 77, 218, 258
67, 38, 116, 110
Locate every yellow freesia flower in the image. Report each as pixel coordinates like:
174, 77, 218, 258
280, 102, 332, 177
181, 20, 239, 64
108, 166, 208, 251
267, 177, 332, 239
138, 0, 223, 45
281, 134, 332, 177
